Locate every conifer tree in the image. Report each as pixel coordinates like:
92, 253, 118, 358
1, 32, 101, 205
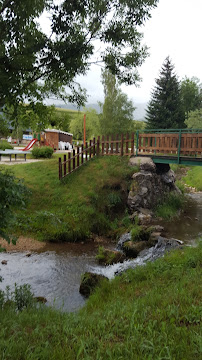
146, 57, 185, 129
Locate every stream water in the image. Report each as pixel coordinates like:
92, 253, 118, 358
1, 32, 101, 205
0, 193, 202, 312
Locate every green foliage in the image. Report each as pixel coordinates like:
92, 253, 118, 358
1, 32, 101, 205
32, 146, 54, 158
0, 284, 34, 311
185, 108, 202, 128
0, 140, 13, 150
0, 169, 30, 242
0, 0, 158, 112
99, 69, 135, 135
180, 77, 202, 120
131, 225, 150, 242
146, 57, 185, 129
155, 192, 185, 219
70, 108, 100, 140
0, 243, 201, 359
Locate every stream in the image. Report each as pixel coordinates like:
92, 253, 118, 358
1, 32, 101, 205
0, 192, 202, 312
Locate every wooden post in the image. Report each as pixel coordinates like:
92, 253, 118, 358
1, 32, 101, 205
81, 144, 84, 164
77, 146, 80, 168
85, 141, 88, 161
116, 134, 119, 154
131, 132, 134, 155
73, 149, 75, 170
111, 135, 113, 154
106, 135, 109, 155
59, 157, 62, 180
121, 134, 124, 156
126, 133, 129, 154
64, 154, 66, 177
68, 152, 71, 174
89, 140, 92, 158
177, 130, 182, 164
93, 137, 96, 156
136, 131, 139, 156
97, 136, 100, 156
102, 135, 104, 155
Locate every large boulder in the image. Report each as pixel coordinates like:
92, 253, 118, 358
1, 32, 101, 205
79, 272, 108, 297
128, 157, 180, 212
96, 248, 126, 265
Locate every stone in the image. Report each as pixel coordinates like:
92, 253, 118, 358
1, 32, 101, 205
1, 260, 7, 265
138, 213, 152, 225
79, 272, 109, 297
117, 232, 131, 250
123, 241, 150, 258
34, 296, 47, 303
26, 253, 32, 257
129, 156, 156, 172
96, 248, 126, 265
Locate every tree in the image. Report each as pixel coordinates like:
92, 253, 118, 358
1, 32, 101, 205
181, 77, 202, 120
185, 109, 202, 129
146, 57, 185, 129
99, 69, 135, 135
0, 0, 158, 112
70, 108, 100, 140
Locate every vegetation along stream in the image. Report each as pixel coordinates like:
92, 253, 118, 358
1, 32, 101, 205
0, 191, 202, 312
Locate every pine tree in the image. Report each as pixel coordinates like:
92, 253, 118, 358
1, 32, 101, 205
146, 57, 185, 129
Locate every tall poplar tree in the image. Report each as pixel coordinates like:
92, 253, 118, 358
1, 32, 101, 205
146, 57, 185, 129
100, 69, 135, 135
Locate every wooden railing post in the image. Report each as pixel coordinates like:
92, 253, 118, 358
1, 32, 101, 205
81, 144, 84, 164
121, 134, 124, 156
93, 137, 96, 156
131, 132, 134, 155
102, 135, 104, 155
111, 135, 113, 154
68, 152, 71, 174
136, 131, 139, 156
106, 135, 109, 155
89, 140, 92, 158
64, 154, 66, 177
77, 146, 80, 168
59, 157, 62, 180
126, 133, 129, 154
73, 149, 75, 170
116, 134, 119, 154
177, 130, 182, 164
97, 136, 100, 156
85, 141, 88, 161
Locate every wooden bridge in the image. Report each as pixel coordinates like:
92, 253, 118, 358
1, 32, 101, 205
59, 129, 202, 179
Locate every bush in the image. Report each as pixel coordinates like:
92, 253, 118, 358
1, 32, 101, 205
131, 225, 151, 242
32, 146, 54, 158
0, 140, 13, 150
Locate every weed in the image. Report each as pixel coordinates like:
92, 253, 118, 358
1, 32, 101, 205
155, 192, 185, 219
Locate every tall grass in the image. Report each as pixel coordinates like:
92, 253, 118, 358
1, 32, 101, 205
0, 242, 201, 359
183, 166, 202, 191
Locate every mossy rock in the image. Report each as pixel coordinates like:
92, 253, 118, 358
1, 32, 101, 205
96, 247, 126, 265
79, 272, 108, 297
130, 225, 151, 242
123, 241, 150, 258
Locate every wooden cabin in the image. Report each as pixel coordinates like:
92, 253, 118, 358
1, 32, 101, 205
40, 129, 73, 150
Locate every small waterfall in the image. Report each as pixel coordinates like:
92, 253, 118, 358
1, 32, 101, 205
89, 237, 183, 280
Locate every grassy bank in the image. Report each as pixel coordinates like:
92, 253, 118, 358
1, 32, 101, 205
3, 155, 134, 241
0, 242, 201, 359
183, 166, 202, 191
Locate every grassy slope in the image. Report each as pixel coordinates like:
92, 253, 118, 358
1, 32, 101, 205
5, 155, 134, 241
183, 166, 202, 191
0, 243, 201, 359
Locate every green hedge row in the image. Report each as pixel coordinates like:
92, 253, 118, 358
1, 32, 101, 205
32, 146, 54, 158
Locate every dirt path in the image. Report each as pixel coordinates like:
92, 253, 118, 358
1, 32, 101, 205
0, 236, 47, 252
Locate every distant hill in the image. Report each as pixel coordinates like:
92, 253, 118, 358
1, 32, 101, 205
55, 102, 148, 121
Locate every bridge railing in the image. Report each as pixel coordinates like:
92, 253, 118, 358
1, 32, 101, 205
59, 129, 202, 179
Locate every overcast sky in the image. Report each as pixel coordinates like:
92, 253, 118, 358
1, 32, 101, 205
73, 0, 202, 105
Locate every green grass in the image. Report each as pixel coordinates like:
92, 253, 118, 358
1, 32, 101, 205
183, 166, 202, 191
2, 155, 134, 241
0, 242, 201, 359
155, 192, 185, 219
0, 140, 13, 150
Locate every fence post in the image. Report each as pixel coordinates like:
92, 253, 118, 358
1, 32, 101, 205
121, 134, 124, 156
97, 136, 100, 156
64, 154, 66, 177
111, 135, 113, 154
85, 141, 88, 161
77, 146, 80, 168
177, 130, 182, 164
131, 132, 134, 155
126, 133, 129, 154
93, 137, 96, 156
106, 135, 109, 154
73, 149, 75, 170
89, 140, 92, 158
136, 131, 139, 156
81, 144, 84, 164
59, 157, 62, 180
102, 135, 104, 155
116, 134, 119, 154
68, 152, 71, 174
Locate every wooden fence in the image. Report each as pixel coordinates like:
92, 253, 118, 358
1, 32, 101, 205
59, 131, 202, 180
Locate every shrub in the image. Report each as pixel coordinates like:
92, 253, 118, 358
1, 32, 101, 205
0, 140, 13, 150
32, 146, 54, 158
131, 225, 151, 242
